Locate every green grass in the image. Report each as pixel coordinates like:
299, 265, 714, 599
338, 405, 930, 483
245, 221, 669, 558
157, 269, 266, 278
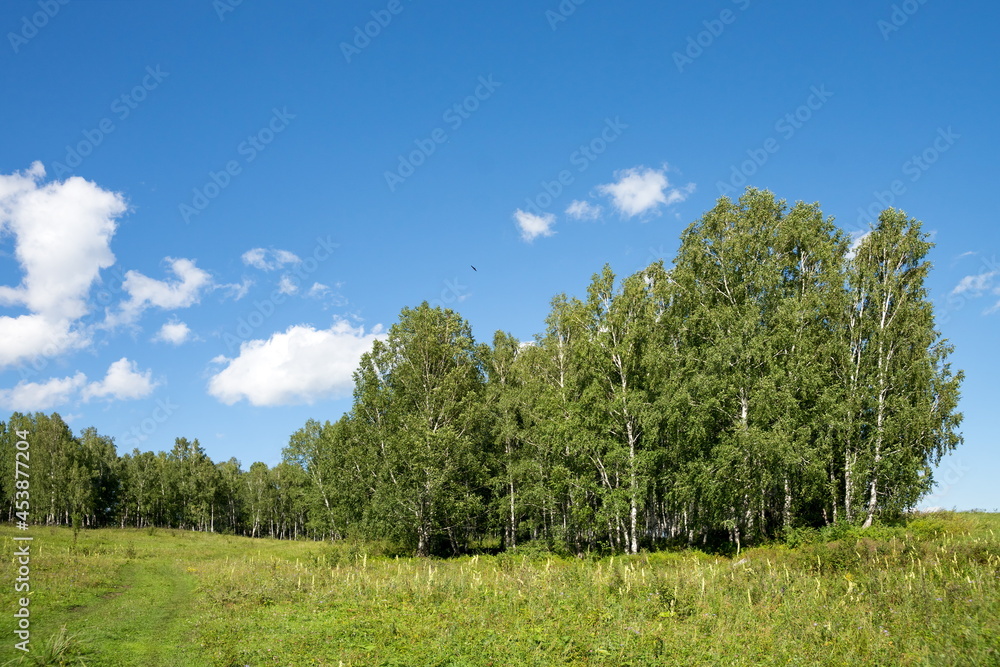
1, 512, 998, 665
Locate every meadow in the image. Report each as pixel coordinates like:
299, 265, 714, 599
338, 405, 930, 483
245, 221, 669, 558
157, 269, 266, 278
0, 512, 997, 666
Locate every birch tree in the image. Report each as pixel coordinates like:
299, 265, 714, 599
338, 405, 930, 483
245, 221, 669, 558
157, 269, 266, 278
845, 209, 963, 526
353, 303, 488, 556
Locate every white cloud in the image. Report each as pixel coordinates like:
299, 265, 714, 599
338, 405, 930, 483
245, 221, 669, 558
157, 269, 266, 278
82, 357, 157, 401
219, 278, 253, 300
597, 166, 694, 218
0, 365, 165, 417
307, 282, 348, 307
0, 162, 126, 368
153, 320, 193, 345
846, 230, 871, 261
108, 257, 212, 326
241, 248, 301, 271
566, 200, 602, 220
946, 266, 1000, 315
308, 282, 330, 297
241, 248, 267, 269
514, 209, 556, 242
277, 274, 299, 295
0, 316, 86, 368
0, 373, 86, 411
951, 270, 997, 297
207, 320, 385, 406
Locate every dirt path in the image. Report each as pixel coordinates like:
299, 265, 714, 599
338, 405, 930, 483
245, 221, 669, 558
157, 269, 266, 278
70, 558, 206, 666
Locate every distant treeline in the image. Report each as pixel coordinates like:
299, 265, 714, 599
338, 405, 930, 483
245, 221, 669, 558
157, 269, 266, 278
0, 190, 963, 556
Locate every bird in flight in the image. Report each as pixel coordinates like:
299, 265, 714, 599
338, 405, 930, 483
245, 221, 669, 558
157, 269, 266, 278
471, 265, 477, 271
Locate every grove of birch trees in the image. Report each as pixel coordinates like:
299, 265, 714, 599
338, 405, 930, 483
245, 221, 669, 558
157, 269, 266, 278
0, 190, 963, 556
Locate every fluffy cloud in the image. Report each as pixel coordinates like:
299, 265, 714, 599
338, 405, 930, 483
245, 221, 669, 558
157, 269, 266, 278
153, 320, 193, 345
241, 248, 301, 271
514, 209, 556, 242
307, 282, 330, 298
566, 200, 602, 220
277, 275, 299, 295
597, 166, 694, 218
208, 320, 385, 406
219, 278, 253, 301
951, 270, 997, 297
0, 316, 85, 368
951, 268, 1000, 314
0, 373, 87, 411
0, 357, 155, 410
0, 162, 126, 368
82, 357, 157, 401
108, 257, 212, 326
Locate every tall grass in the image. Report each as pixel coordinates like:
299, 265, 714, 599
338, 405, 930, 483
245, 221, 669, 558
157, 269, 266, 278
2, 512, 997, 666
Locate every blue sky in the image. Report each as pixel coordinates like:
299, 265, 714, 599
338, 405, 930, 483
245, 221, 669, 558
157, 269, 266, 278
0, 0, 997, 510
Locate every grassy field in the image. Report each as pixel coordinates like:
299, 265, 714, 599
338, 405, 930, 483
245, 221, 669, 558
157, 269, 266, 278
0, 512, 997, 666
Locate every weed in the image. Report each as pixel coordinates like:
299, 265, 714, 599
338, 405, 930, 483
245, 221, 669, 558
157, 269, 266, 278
2, 626, 86, 666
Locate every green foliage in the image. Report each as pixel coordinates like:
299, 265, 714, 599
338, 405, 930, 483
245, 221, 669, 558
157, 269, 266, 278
351, 303, 489, 556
